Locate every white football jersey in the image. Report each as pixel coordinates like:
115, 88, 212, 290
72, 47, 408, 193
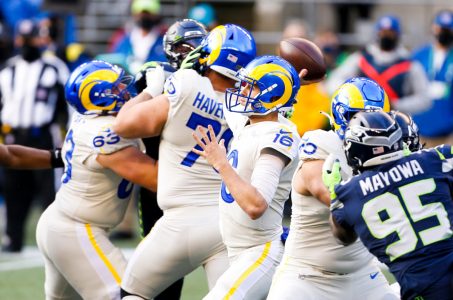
285, 129, 375, 273
219, 116, 299, 253
157, 69, 230, 210
55, 113, 144, 228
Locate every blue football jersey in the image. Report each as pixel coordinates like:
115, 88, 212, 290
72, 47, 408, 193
332, 145, 453, 298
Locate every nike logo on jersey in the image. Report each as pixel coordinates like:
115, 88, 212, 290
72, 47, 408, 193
369, 272, 379, 279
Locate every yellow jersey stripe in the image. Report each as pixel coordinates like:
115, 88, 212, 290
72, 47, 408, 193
223, 242, 272, 300
85, 223, 122, 284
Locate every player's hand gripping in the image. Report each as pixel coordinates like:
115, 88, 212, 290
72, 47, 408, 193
180, 46, 202, 70
192, 125, 229, 171
143, 63, 165, 97
322, 154, 342, 200
298, 69, 326, 86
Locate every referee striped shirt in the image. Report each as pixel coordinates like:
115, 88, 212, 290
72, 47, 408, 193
0, 54, 69, 129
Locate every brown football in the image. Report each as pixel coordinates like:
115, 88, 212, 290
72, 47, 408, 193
278, 37, 326, 81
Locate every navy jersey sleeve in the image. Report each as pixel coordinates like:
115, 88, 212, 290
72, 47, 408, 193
331, 200, 351, 228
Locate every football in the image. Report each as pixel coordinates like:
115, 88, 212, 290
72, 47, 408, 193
278, 37, 326, 81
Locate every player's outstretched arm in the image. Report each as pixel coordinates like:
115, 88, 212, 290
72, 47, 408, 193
96, 146, 158, 192
293, 159, 331, 206
113, 94, 169, 139
329, 214, 357, 246
0, 144, 59, 169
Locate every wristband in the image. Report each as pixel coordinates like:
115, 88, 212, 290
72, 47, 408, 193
50, 148, 64, 168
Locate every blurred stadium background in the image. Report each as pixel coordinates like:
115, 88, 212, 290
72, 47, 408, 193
0, 0, 452, 299
42, 0, 452, 54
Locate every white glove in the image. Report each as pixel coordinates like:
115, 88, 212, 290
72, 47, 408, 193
143, 64, 165, 98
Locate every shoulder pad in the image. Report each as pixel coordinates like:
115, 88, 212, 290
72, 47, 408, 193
91, 123, 137, 154
299, 130, 339, 160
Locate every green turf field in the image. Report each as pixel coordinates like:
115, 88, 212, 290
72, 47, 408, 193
0, 263, 208, 300
0, 206, 396, 299
0, 206, 208, 300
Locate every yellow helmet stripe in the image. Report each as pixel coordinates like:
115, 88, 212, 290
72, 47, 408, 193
249, 64, 292, 110
199, 25, 226, 66
344, 83, 366, 109
79, 69, 119, 111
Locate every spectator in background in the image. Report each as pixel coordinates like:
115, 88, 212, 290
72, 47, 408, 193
0, 19, 69, 253
315, 29, 348, 75
107, 0, 166, 74
188, 3, 218, 31
282, 19, 309, 41
40, 14, 92, 72
0, 21, 13, 67
326, 15, 431, 116
412, 10, 453, 148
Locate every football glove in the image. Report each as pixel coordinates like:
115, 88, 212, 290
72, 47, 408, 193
143, 64, 165, 98
322, 154, 342, 200
180, 46, 202, 70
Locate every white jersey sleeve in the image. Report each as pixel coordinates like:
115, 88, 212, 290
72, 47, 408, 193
298, 129, 351, 179
165, 69, 199, 119
298, 129, 338, 161
258, 119, 299, 162
91, 120, 141, 155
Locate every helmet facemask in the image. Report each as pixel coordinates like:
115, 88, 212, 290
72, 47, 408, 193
225, 56, 298, 116
163, 19, 208, 69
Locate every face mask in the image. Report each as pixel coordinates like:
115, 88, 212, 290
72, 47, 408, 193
379, 36, 398, 51
21, 44, 41, 62
136, 17, 159, 31
436, 29, 453, 47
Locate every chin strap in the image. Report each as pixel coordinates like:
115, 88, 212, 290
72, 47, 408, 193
320, 111, 334, 130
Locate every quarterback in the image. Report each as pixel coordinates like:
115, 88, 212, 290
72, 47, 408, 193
194, 55, 300, 300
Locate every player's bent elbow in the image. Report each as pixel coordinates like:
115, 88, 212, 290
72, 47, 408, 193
245, 202, 268, 220
112, 119, 135, 138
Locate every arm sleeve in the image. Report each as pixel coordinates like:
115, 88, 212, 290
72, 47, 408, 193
299, 130, 331, 160
250, 153, 286, 205
164, 69, 196, 120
